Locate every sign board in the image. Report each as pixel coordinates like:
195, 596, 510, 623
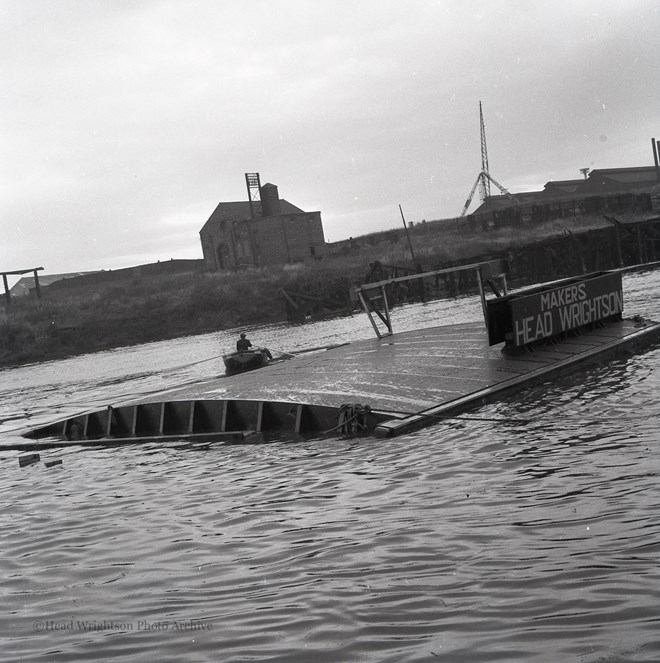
506, 271, 623, 347
486, 271, 624, 347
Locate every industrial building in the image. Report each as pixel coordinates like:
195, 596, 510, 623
199, 174, 326, 271
461, 103, 660, 231
468, 165, 660, 231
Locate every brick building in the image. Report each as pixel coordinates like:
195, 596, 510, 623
199, 177, 326, 271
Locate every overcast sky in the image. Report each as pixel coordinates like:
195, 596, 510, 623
2, 0, 658, 282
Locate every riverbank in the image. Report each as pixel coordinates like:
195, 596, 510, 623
1, 213, 656, 368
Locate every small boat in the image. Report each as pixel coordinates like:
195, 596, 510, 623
223, 347, 272, 374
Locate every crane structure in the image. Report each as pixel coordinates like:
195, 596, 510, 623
460, 101, 518, 217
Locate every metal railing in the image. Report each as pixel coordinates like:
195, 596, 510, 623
356, 259, 508, 338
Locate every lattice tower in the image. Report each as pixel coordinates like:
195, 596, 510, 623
479, 101, 491, 201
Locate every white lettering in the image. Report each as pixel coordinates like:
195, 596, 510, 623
558, 304, 572, 331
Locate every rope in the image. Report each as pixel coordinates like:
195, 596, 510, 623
321, 413, 360, 434
159, 354, 224, 375
325, 403, 372, 435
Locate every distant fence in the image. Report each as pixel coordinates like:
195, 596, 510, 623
288, 217, 660, 322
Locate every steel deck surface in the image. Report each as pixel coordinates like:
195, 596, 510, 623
141, 318, 659, 420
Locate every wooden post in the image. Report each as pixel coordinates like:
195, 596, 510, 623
416, 263, 425, 302
33, 269, 42, 299
399, 205, 417, 263
2, 274, 9, 308
476, 268, 487, 326
604, 216, 624, 268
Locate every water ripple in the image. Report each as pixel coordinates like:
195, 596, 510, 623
2, 272, 660, 661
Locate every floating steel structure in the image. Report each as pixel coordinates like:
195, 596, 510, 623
15, 263, 660, 452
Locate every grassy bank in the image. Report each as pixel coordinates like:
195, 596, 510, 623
0, 213, 641, 368
0, 267, 302, 367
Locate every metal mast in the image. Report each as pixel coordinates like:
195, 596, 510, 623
460, 102, 518, 216
479, 101, 491, 201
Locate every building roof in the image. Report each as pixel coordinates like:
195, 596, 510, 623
543, 179, 585, 195
200, 198, 306, 234
471, 165, 660, 215
8, 272, 93, 297
473, 190, 547, 214
587, 166, 659, 185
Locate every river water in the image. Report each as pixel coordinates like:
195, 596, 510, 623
1, 270, 660, 662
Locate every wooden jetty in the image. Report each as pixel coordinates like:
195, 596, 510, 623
15, 265, 660, 450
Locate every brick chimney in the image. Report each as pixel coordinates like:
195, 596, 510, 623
260, 183, 281, 217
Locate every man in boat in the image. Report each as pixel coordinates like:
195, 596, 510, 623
236, 332, 252, 352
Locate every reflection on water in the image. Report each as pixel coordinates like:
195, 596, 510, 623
1, 272, 660, 661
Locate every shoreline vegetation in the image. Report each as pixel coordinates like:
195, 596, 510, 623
0, 214, 647, 369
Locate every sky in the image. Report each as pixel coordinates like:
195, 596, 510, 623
2, 0, 659, 283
